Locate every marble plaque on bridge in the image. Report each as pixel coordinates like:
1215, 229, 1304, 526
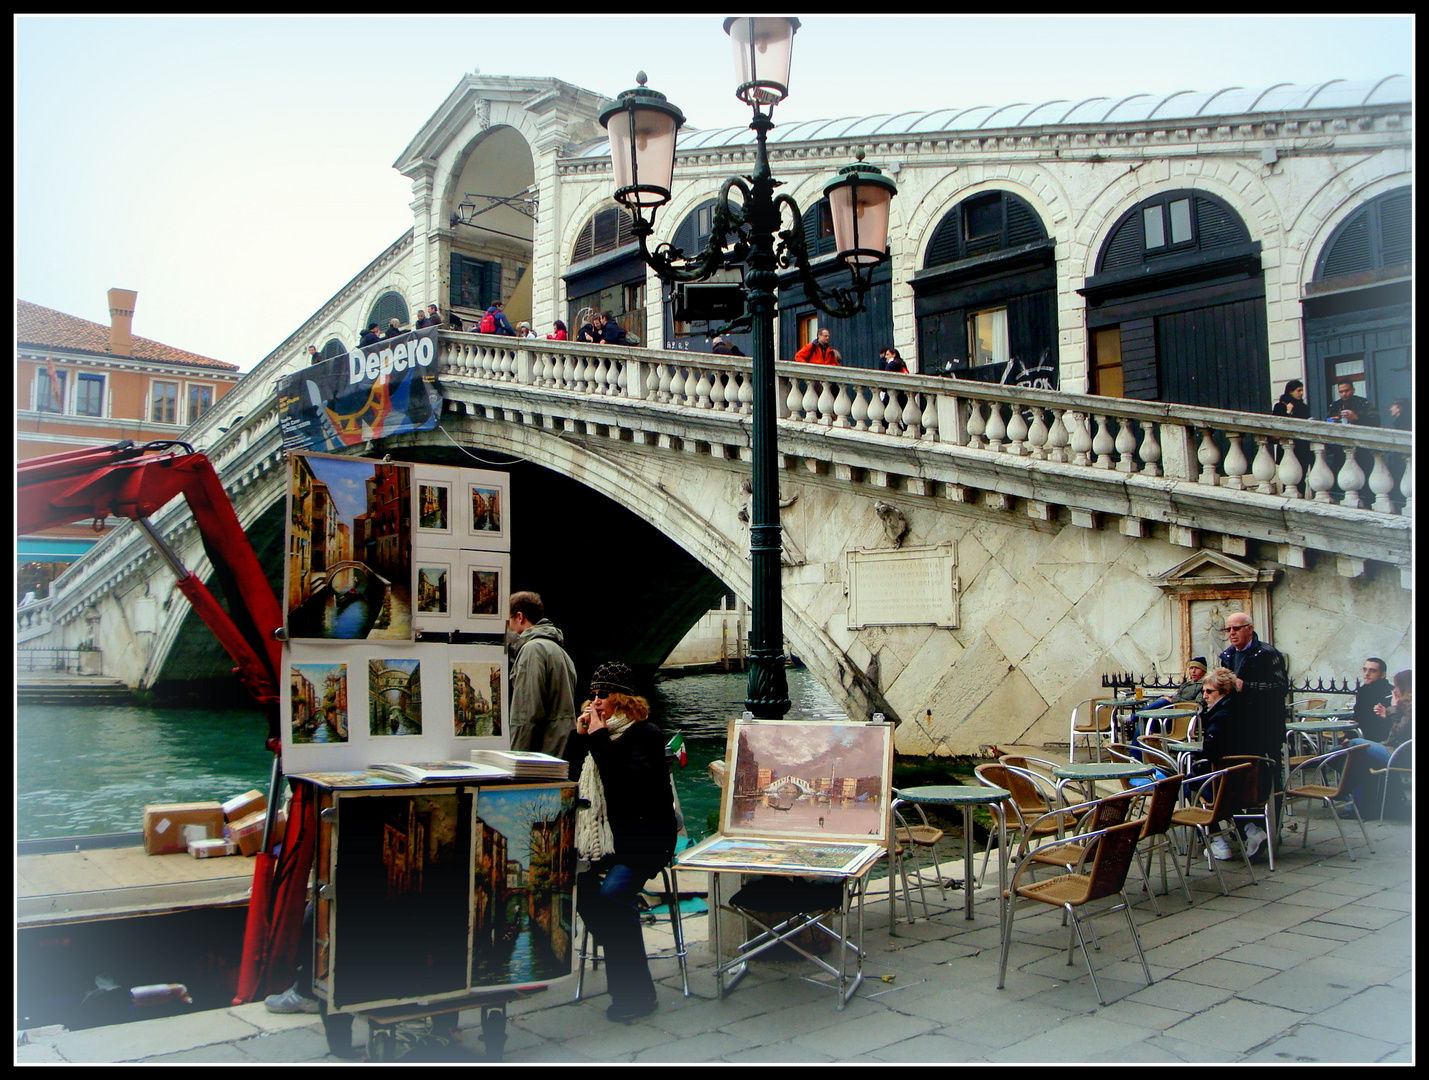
846, 542, 959, 629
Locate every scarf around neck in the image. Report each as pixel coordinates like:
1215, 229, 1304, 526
575, 714, 635, 861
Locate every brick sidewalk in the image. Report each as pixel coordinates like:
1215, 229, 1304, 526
18, 816, 1412, 1064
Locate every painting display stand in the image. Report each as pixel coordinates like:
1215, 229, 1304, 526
674, 718, 894, 1010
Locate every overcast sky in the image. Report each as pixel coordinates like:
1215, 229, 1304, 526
14, 15, 1412, 374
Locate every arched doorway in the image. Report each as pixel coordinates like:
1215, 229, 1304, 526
1080, 189, 1268, 412
446, 126, 537, 329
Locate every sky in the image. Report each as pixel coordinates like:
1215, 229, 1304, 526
14, 15, 1412, 375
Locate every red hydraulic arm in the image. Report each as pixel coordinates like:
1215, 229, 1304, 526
18, 440, 284, 714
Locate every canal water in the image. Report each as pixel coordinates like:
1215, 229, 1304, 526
16, 668, 844, 844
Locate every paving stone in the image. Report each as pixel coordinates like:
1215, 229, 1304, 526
1313, 905, 1408, 931
631, 1031, 754, 1061
1161, 998, 1302, 1052
789, 1009, 939, 1056
950, 1000, 1081, 1049
1147, 1033, 1243, 1062
40, 1010, 264, 1063
984, 1014, 1148, 1061
15, 1042, 69, 1063
722, 1041, 839, 1063
1127, 976, 1235, 1013
1174, 956, 1278, 991
716, 992, 879, 1043
144, 1041, 259, 1062
1243, 1022, 1397, 1063
227, 1026, 337, 1062
1093, 997, 1192, 1032
866, 1031, 993, 1062
1235, 959, 1369, 1013
1310, 985, 1413, 1045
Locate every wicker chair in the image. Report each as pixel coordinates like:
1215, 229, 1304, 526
1370, 739, 1413, 821
998, 819, 1153, 1005
1170, 762, 1259, 895
1284, 743, 1374, 860
974, 762, 1078, 882
1069, 698, 1116, 763
1132, 774, 1194, 914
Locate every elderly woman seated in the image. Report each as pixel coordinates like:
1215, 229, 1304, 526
1191, 666, 1270, 862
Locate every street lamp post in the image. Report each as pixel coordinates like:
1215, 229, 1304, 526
600, 17, 896, 719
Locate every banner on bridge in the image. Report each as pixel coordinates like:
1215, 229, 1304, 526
277, 326, 443, 453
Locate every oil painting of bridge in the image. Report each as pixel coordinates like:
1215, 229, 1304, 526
286, 453, 413, 641
724, 719, 893, 843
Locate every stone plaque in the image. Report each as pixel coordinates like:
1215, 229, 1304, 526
847, 542, 958, 629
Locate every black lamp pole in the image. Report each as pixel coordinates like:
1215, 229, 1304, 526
600, 19, 895, 720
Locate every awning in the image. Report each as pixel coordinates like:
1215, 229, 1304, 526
17, 538, 96, 560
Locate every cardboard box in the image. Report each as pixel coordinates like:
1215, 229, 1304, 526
221, 789, 267, 823
188, 838, 237, 858
143, 802, 225, 856
228, 808, 285, 856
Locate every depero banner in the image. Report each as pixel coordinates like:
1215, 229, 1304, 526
277, 326, 443, 453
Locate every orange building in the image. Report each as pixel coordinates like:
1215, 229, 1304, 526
17, 289, 240, 600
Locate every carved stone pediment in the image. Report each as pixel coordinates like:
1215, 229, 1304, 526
1151, 549, 1279, 592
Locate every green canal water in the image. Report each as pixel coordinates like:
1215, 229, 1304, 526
16, 668, 845, 844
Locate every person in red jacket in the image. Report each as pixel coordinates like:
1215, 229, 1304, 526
794, 327, 841, 365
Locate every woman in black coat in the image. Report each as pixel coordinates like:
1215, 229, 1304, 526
1271, 379, 1311, 420
567, 661, 678, 1022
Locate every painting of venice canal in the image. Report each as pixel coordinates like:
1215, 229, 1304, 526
472, 784, 577, 988
725, 720, 893, 842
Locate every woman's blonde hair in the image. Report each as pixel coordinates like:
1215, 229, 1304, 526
1203, 667, 1236, 696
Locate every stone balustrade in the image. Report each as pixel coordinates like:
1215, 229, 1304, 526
439, 332, 1412, 517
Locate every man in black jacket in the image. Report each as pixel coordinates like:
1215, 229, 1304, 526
1217, 610, 1289, 858
358, 322, 381, 348
1350, 657, 1395, 742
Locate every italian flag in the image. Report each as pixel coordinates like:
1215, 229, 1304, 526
667, 732, 687, 768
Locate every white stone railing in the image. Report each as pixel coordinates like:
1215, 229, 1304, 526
17, 595, 53, 642
439, 333, 1413, 517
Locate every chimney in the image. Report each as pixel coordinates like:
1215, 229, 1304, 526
108, 288, 138, 357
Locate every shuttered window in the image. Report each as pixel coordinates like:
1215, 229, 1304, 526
923, 191, 1049, 269
572, 206, 636, 263
1098, 190, 1250, 273
1314, 187, 1411, 280
368, 291, 409, 330
322, 338, 347, 360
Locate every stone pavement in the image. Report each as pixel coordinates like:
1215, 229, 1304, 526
17, 815, 1412, 1065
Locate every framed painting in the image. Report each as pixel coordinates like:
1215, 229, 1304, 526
719, 718, 894, 843
461, 469, 510, 551
368, 657, 424, 737
289, 661, 350, 746
675, 834, 885, 877
414, 560, 454, 630
451, 652, 506, 741
416, 478, 453, 536
460, 552, 510, 634
285, 452, 413, 641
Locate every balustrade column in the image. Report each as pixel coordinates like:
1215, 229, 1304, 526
1114, 417, 1138, 473
1250, 435, 1278, 494
1276, 438, 1303, 498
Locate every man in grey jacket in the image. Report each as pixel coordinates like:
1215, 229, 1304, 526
507, 590, 578, 758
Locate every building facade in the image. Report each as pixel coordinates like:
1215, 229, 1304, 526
16, 290, 240, 600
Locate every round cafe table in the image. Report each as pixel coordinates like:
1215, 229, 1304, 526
1051, 761, 1155, 805
1132, 706, 1195, 740
1292, 708, 1354, 721
893, 785, 1008, 922
1090, 698, 1142, 747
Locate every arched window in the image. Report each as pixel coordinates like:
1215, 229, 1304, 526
1082, 190, 1265, 410
1314, 187, 1411, 280
368, 291, 409, 330
321, 338, 347, 360
923, 190, 1049, 269
571, 205, 637, 263
661, 198, 752, 355
912, 191, 1056, 384
1096, 190, 1249, 274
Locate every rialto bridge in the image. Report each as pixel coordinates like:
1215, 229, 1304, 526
28, 332, 1411, 754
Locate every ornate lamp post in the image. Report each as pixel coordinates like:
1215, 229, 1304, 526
600, 17, 896, 719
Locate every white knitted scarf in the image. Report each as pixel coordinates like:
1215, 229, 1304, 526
575, 714, 636, 861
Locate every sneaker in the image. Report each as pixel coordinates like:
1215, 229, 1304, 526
1336, 802, 1360, 820
1243, 824, 1267, 859
264, 985, 320, 1014
1207, 835, 1233, 861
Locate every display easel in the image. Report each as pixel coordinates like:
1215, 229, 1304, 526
674, 718, 893, 1010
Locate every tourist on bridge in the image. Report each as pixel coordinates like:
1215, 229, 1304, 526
547, 319, 568, 341
576, 317, 600, 343
384, 317, 406, 339
480, 301, 516, 336
506, 591, 578, 758
711, 336, 744, 356
359, 322, 381, 348
597, 310, 630, 345
1327, 380, 1379, 426
879, 346, 907, 373
568, 661, 679, 1023
794, 326, 841, 365
306, 344, 321, 364
1271, 379, 1311, 420
1388, 397, 1411, 431
517, 320, 539, 338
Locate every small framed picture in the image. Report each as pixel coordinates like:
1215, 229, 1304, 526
460, 469, 510, 550
415, 561, 453, 627
417, 480, 453, 535
459, 552, 510, 634
289, 662, 349, 745
369, 657, 423, 737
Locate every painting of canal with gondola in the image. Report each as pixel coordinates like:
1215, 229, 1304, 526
722, 719, 893, 843
453, 660, 503, 737
471, 784, 577, 989
290, 662, 349, 744
286, 453, 413, 640
369, 658, 422, 736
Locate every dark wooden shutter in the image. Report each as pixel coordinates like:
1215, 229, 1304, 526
1379, 188, 1411, 266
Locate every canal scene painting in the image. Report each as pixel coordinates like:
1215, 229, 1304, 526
369, 658, 423, 736
290, 662, 349, 744
470, 484, 503, 536
472, 784, 577, 989
417, 564, 449, 615
418, 481, 450, 532
723, 719, 893, 842
286, 453, 413, 641
453, 660, 502, 738
676, 835, 881, 876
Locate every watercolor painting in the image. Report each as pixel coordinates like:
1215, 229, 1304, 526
369, 657, 423, 736
453, 660, 503, 738
290, 662, 348, 744
675, 835, 883, 876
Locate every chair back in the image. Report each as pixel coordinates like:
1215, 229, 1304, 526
1082, 820, 1146, 902
1188, 762, 1255, 824
1087, 789, 1138, 830
976, 762, 1051, 815
998, 754, 1057, 779
1217, 754, 1271, 807
1140, 774, 1184, 838
1386, 739, 1413, 769
1137, 745, 1182, 775
1071, 699, 1114, 734
1165, 708, 1199, 741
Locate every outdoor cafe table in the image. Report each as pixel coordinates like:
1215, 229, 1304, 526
1165, 739, 1203, 773
1051, 761, 1155, 805
1285, 719, 1361, 766
893, 785, 1008, 922
1091, 697, 1143, 746
1292, 707, 1355, 720
1133, 706, 1194, 740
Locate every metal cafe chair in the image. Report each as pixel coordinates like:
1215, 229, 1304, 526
1283, 743, 1374, 860
1170, 762, 1259, 895
1069, 698, 1116, 763
998, 819, 1153, 1006
1371, 739, 1413, 821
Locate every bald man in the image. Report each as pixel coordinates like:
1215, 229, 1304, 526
1216, 611, 1289, 852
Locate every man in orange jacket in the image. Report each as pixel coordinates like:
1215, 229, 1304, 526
794, 327, 841, 365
